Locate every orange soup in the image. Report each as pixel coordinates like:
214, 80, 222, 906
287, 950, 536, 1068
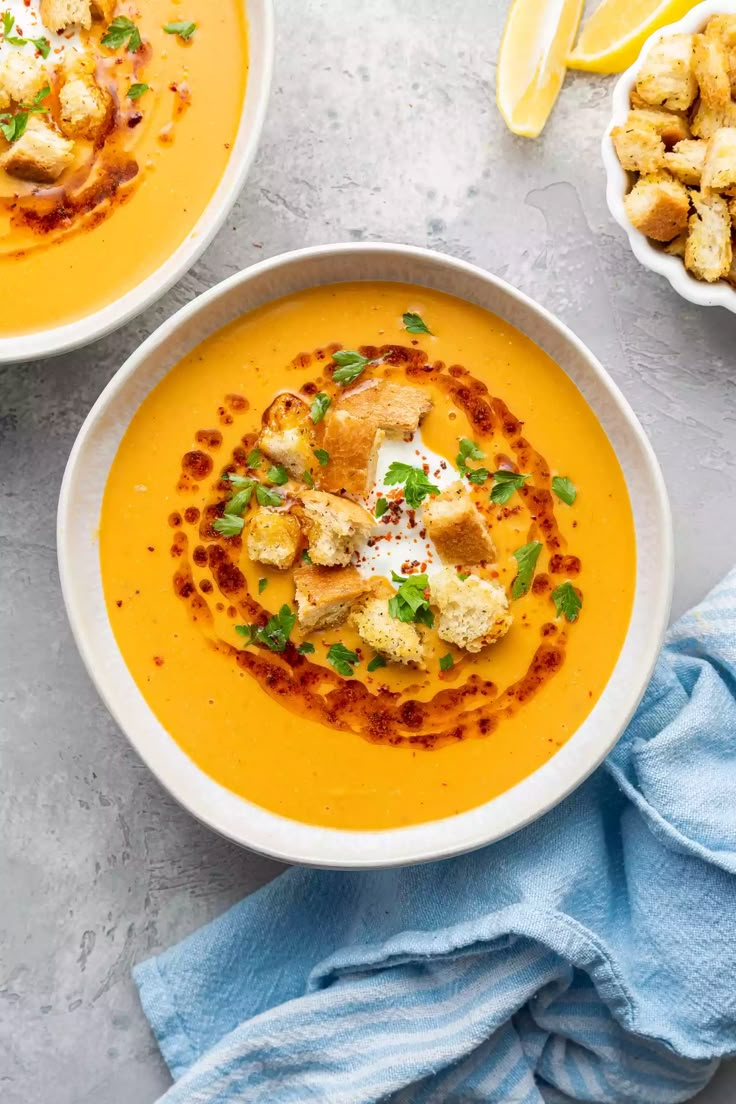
99, 283, 636, 830
0, 0, 246, 335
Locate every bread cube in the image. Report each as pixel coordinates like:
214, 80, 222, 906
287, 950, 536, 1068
635, 34, 697, 112
258, 393, 315, 480
611, 120, 665, 173
430, 568, 512, 654
0, 52, 47, 105
692, 33, 731, 108
246, 508, 301, 570
59, 63, 112, 141
663, 232, 687, 258
685, 190, 732, 281
350, 582, 426, 668
294, 565, 371, 632
423, 481, 495, 565
337, 380, 433, 437
299, 490, 374, 567
663, 139, 707, 186
691, 99, 736, 139
39, 0, 91, 32
320, 410, 384, 496
701, 127, 736, 192
705, 15, 736, 96
623, 171, 690, 241
2, 117, 74, 184
626, 108, 691, 148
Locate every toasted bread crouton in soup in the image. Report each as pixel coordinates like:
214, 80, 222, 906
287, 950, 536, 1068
298, 489, 373, 566
258, 394, 316, 479
350, 581, 426, 668
338, 380, 433, 436
2, 118, 75, 184
320, 411, 384, 496
431, 568, 512, 654
246, 509, 301, 570
294, 565, 371, 631
39, 0, 92, 32
423, 481, 496, 565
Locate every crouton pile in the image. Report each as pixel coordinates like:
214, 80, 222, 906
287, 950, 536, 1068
235, 378, 513, 671
612, 16, 736, 284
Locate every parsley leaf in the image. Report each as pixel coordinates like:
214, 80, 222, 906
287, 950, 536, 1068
128, 82, 150, 100
511, 541, 542, 600
456, 437, 484, 470
327, 642, 359, 677
246, 447, 262, 469
388, 571, 434, 627
224, 472, 254, 487
310, 392, 331, 423
490, 470, 530, 505
552, 476, 577, 506
403, 311, 432, 335
313, 448, 330, 467
457, 573, 469, 581
236, 604, 296, 653
301, 550, 313, 564
466, 468, 489, 485
258, 578, 268, 594
163, 19, 196, 40
384, 462, 440, 509
0, 85, 50, 142
297, 641, 315, 655
1, 11, 12, 35
102, 15, 142, 52
367, 654, 386, 673
439, 653, 454, 671
3, 14, 50, 56
303, 469, 315, 488
225, 485, 255, 515
213, 513, 244, 537
332, 350, 371, 385
267, 464, 289, 486
375, 497, 388, 519
256, 485, 282, 507
552, 581, 582, 623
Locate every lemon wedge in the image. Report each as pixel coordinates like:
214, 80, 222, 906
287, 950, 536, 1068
568, 0, 699, 74
496, 0, 585, 138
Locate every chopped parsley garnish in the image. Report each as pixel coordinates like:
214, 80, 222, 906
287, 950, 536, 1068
388, 571, 434, 627
384, 462, 440, 509
490, 470, 530, 505
128, 82, 150, 100
310, 392, 331, 423
466, 467, 489, 485
102, 15, 142, 52
258, 578, 268, 594
246, 447, 262, 469
236, 604, 296, 653
552, 581, 582, 623
375, 497, 389, 519
403, 311, 432, 335
456, 437, 484, 470
225, 484, 256, 515
267, 464, 289, 486
163, 19, 196, 40
367, 654, 387, 673
0, 85, 49, 142
297, 641, 315, 655
552, 476, 577, 506
327, 642, 359, 677
213, 513, 244, 538
303, 469, 315, 488
255, 485, 283, 507
224, 472, 254, 488
331, 350, 373, 385
439, 653, 454, 671
301, 550, 313, 564
3, 12, 50, 56
457, 573, 469, 581
313, 448, 330, 467
511, 541, 542, 600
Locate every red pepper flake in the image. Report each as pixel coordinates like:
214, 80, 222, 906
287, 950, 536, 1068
153, 656, 164, 666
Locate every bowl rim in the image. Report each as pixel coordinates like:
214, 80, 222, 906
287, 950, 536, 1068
58, 241, 674, 868
602, 0, 736, 312
0, 0, 275, 365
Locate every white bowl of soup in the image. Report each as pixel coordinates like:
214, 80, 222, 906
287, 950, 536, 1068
0, 0, 272, 363
58, 243, 673, 868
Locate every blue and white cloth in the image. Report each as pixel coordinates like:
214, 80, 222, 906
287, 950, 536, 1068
135, 568, 736, 1103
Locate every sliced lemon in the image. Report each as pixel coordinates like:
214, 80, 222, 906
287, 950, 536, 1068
496, 0, 585, 138
568, 0, 699, 74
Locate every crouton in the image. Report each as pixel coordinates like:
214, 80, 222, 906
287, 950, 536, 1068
701, 127, 736, 193
245, 508, 301, 570
611, 120, 665, 173
728, 196, 736, 229
298, 490, 374, 567
0, 52, 48, 105
337, 380, 433, 437
685, 189, 732, 281
320, 411, 384, 496
692, 33, 731, 108
635, 34, 697, 112
705, 14, 736, 94
431, 568, 512, 654
423, 481, 495, 565
258, 393, 315, 480
293, 565, 371, 631
39, 0, 91, 32
664, 231, 687, 258
2, 117, 75, 184
690, 98, 736, 139
627, 108, 691, 148
350, 581, 426, 668
58, 53, 112, 141
623, 171, 690, 241
663, 138, 707, 185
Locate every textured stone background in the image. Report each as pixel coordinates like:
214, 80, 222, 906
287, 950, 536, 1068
1, 1, 735, 1100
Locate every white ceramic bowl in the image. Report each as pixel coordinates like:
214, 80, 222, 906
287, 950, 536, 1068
603, 0, 736, 311
58, 243, 673, 868
0, 0, 274, 365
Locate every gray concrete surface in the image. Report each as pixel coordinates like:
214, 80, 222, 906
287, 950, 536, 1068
1, 1, 735, 1100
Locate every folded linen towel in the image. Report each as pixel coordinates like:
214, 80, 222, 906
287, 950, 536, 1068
135, 568, 736, 1103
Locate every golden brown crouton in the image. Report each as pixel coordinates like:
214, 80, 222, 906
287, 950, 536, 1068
635, 34, 697, 112
350, 581, 426, 668
39, 0, 91, 32
337, 380, 433, 437
320, 411, 384, 496
59, 54, 112, 141
701, 127, 736, 192
685, 189, 733, 281
0, 52, 48, 105
690, 98, 736, 139
664, 232, 687, 258
298, 490, 374, 567
705, 14, 736, 94
2, 117, 74, 184
423, 481, 495, 565
663, 138, 708, 185
258, 393, 315, 480
293, 565, 371, 631
611, 121, 665, 173
623, 171, 690, 241
728, 196, 736, 229
626, 108, 691, 148
246, 508, 301, 570
431, 568, 512, 654
692, 33, 731, 108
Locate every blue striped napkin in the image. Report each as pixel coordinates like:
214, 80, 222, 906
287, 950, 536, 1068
135, 568, 736, 1103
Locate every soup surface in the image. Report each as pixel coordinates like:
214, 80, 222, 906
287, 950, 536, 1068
99, 283, 636, 830
0, 0, 246, 336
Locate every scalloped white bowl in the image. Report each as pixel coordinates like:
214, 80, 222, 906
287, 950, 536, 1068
58, 243, 673, 868
0, 0, 273, 364
603, 0, 736, 311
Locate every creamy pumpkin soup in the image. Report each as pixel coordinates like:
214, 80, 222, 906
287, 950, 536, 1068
0, 0, 246, 335
99, 283, 636, 831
